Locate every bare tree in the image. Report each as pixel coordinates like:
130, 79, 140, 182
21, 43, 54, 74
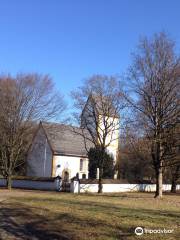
117, 126, 154, 183
0, 73, 66, 189
71, 75, 126, 193
127, 33, 180, 198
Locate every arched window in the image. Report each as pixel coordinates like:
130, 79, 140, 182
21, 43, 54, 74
80, 159, 83, 171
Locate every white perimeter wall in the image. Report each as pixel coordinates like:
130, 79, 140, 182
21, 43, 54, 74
1, 179, 179, 193
71, 182, 180, 193
53, 155, 89, 179
0, 179, 59, 191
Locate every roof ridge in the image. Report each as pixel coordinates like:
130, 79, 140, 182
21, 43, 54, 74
41, 121, 82, 130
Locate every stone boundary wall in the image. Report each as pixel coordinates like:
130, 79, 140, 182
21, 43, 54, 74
1, 177, 180, 193
0, 177, 61, 191
71, 181, 180, 193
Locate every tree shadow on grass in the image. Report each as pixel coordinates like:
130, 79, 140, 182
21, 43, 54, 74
0, 203, 74, 240
0, 202, 133, 240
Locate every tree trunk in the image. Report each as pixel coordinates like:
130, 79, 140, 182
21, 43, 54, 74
7, 175, 12, 190
155, 170, 159, 196
98, 168, 103, 193
171, 179, 176, 193
154, 141, 163, 199
154, 167, 163, 198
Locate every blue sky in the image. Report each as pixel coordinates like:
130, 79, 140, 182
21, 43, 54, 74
0, 0, 180, 105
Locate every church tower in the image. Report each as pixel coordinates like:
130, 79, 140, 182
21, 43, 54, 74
81, 94, 119, 165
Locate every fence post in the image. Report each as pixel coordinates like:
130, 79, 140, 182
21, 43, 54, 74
55, 176, 62, 191
70, 180, 79, 193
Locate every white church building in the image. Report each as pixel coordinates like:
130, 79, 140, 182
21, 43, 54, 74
27, 96, 119, 181
27, 122, 90, 180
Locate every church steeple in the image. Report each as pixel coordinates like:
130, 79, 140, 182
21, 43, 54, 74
81, 94, 119, 163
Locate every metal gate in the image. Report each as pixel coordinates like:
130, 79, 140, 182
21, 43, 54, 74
61, 180, 70, 192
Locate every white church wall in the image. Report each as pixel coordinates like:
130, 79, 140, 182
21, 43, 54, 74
53, 155, 89, 179
27, 126, 53, 177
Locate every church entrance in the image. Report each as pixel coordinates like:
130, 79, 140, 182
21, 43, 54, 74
62, 169, 70, 192
63, 171, 69, 182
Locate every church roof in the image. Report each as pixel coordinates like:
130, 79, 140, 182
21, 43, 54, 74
82, 94, 120, 119
41, 122, 93, 157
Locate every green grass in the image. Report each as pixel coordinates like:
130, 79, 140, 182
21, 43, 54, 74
0, 189, 179, 240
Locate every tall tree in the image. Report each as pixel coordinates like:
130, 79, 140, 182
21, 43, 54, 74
127, 33, 180, 198
0, 73, 66, 189
72, 75, 126, 193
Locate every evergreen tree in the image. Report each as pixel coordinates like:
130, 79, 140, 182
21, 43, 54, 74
88, 147, 114, 179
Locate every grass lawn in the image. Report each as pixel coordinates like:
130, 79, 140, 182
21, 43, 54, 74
0, 189, 179, 240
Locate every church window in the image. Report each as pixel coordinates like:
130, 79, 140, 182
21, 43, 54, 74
80, 159, 83, 171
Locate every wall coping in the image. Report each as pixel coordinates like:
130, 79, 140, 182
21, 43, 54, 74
0, 176, 60, 182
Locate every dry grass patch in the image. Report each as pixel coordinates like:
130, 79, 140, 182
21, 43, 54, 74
0, 190, 179, 240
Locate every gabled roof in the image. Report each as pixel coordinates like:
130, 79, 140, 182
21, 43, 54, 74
41, 122, 93, 157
